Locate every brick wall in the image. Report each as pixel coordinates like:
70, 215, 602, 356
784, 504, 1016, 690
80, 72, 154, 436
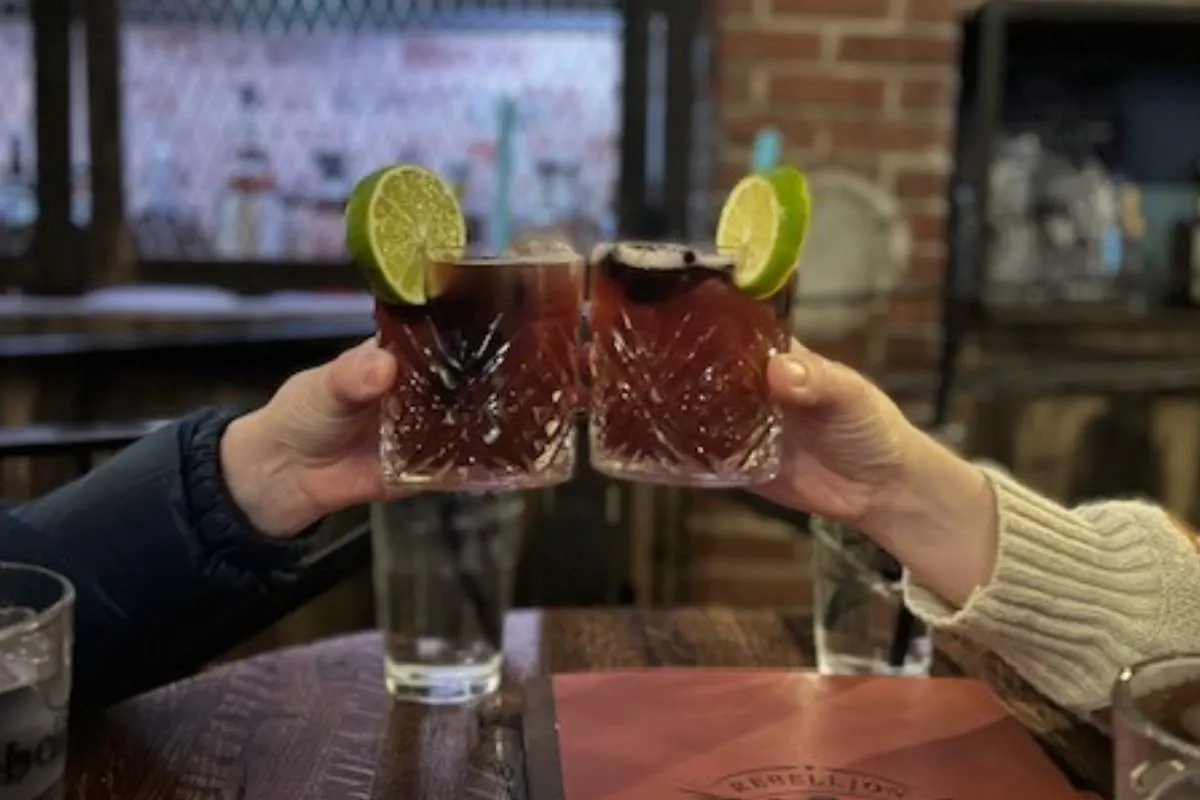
686, 0, 964, 611
716, 0, 960, 337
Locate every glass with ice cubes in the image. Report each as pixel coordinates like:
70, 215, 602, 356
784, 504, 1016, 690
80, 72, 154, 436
0, 563, 73, 800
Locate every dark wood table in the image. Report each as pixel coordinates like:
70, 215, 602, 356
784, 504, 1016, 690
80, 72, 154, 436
67, 608, 1112, 799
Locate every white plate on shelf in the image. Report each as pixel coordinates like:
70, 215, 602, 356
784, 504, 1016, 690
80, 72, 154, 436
793, 169, 911, 341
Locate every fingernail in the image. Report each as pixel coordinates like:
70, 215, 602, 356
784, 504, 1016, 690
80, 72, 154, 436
360, 348, 389, 389
779, 357, 808, 389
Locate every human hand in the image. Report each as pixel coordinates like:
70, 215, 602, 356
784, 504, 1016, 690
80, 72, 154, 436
753, 340, 915, 524
756, 340, 999, 607
219, 339, 401, 538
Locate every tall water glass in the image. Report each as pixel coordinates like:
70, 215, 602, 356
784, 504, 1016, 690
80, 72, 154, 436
371, 493, 524, 705
811, 517, 933, 677
1114, 654, 1200, 799
0, 563, 73, 800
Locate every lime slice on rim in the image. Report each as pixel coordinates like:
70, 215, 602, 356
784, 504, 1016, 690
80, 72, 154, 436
345, 164, 467, 305
716, 165, 811, 300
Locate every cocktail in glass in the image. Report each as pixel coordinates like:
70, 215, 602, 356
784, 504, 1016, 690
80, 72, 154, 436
376, 246, 584, 491
588, 242, 792, 486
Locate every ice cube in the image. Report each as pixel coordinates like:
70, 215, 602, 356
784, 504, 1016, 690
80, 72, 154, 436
0, 606, 38, 629
0, 652, 37, 694
506, 235, 576, 258
0, 629, 57, 690
613, 242, 691, 271
612, 242, 735, 273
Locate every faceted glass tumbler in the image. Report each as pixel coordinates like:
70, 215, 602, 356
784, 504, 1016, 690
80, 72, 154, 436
377, 247, 585, 492
587, 241, 792, 487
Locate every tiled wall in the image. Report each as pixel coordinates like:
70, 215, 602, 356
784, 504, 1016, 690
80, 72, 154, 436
0, 22, 621, 240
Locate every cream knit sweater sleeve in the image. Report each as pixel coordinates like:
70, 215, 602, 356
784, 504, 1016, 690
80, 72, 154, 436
904, 465, 1200, 714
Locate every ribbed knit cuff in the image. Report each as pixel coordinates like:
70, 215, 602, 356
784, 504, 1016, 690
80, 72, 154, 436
904, 465, 1164, 713
184, 408, 317, 585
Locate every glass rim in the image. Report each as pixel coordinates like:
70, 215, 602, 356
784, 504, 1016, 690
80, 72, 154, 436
422, 244, 583, 266
1112, 653, 1200, 761
0, 561, 75, 646
596, 239, 747, 257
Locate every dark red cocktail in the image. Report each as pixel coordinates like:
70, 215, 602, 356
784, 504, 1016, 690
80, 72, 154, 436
588, 242, 791, 486
377, 250, 584, 490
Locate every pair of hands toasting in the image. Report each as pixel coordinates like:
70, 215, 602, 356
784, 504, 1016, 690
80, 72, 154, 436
221, 338, 999, 609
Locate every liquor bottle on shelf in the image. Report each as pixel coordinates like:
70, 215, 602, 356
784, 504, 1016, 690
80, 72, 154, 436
447, 161, 485, 245
1169, 157, 1200, 308
0, 135, 36, 258
214, 84, 285, 261
305, 150, 350, 262
0, 135, 36, 229
70, 163, 92, 228
1116, 182, 1148, 312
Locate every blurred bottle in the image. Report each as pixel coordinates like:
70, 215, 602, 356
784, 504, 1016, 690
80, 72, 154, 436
1117, 182, 1148, 312
1168, 157, 1200, 308
513, 159, 596, 251
214, 84, 285, 260
305, 150, 350, 261
447, 160, 485, 245
70, 163, 91, 228
0, 135, 36, 229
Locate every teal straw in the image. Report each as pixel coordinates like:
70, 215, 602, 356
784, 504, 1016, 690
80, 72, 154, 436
751, 127, 783, 173
490, 96, 517, 253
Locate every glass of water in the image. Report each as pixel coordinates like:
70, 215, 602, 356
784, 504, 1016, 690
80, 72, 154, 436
0, 563, 73, 800
811, 517, 932, 677
370, 493, 524, 705
1114, 654, 1200, 799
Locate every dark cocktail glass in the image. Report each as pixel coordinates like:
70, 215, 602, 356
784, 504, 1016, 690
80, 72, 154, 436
588, 242, 792, 486
377, 246, 584, 490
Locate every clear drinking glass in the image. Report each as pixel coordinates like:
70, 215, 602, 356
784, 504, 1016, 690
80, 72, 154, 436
370, 493, 524, 705
1114, 654, 1200, 799
588, 241, 792, 486
0, 563, 74, 800
376, 244, 585, 491
811, 517, 933, 677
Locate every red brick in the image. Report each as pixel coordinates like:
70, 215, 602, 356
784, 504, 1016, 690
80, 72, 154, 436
718, 69, 755, 104
906, 0, 960, 21
886, 295, 939, 325
900, 77, 957, 109
838, 34, 958, 65
718, 0, 758, 18
769, 73, 886, 108
907, 252, 947, 282
722, 114, 820, 150
721, 30, 822, 62
769, 0, 891, 18
894, 167, 947, 200
907, 211, 947, 244
829, 119, 943, 152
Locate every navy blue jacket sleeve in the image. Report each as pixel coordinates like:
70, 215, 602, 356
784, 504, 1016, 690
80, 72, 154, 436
0, 407, 343, 712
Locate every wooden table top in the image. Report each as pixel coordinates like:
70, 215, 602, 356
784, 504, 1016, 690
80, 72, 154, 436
66, 608, 1112, 799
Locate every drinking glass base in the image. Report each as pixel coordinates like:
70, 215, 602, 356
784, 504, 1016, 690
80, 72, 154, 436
590, 458, 778, 488
384, 656, 503, 706
816, 651, 932, 678
381, 466, 574, 493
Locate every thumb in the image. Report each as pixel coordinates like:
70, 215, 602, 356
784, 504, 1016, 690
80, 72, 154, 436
316, 339, 397, 418
767, 341, 863, 412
